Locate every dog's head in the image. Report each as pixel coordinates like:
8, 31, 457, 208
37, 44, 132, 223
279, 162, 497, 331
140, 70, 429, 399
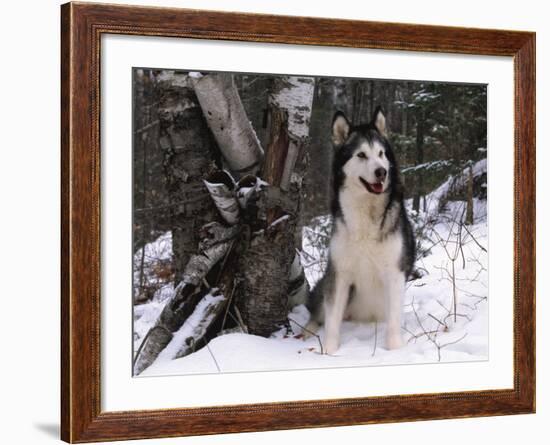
331, 106, 399, 197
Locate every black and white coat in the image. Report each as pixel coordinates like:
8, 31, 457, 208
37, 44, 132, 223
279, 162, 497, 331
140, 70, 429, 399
306, 107, 415, 353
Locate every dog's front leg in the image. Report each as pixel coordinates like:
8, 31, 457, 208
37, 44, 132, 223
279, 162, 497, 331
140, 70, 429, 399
385, 275, 405, 350
323, 278, 349, 355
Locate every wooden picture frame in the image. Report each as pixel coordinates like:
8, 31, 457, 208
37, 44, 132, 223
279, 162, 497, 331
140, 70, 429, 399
61, 1, 535, 442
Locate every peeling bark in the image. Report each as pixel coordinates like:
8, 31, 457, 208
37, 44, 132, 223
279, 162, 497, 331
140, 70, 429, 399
268, 76, 315, 191
204, 171, 240, 225
235, 175, 265, 210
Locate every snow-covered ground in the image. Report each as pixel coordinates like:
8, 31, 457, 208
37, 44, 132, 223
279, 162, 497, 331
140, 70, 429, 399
135, 163, 488, 377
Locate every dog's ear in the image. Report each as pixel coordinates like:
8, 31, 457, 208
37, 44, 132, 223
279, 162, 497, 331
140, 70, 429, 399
372, 106, 387, 137
332, 111, 350, 147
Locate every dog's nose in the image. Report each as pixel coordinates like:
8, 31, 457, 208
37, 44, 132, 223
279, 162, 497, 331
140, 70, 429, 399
375, 167, 387, 180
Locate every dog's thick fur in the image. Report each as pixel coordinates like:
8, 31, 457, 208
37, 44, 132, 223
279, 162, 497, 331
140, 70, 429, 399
306, 107, 415, 354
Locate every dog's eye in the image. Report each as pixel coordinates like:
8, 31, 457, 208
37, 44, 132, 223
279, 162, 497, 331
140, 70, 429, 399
357, 152, 367, 159
379, 150, 384, 157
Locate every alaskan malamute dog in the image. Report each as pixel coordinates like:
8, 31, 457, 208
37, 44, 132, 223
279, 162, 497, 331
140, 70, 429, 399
306, 107, 415, 354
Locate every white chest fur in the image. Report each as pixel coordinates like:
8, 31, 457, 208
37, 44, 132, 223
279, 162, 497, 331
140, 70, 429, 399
329, 188, 404, 321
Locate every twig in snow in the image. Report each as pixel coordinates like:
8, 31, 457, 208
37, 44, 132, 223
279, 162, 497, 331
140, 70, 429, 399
402, 325, 440, 344
226, 311, 247, 333
462, 223, 487, 252
220, 280, 238, 332
206, 343, 221, 372
288, 317, 324, 355
410, 296, 468, 362
428, 313, 447, 329
233, 305, 248, 334
436, 299, 451, 313
443, 312, 472, 323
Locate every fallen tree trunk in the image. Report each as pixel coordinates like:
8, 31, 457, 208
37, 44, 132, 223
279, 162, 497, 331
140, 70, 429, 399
156, 288, 228, 362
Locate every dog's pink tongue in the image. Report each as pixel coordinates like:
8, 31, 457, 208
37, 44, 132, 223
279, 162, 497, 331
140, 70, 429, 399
372, 183, 383, 193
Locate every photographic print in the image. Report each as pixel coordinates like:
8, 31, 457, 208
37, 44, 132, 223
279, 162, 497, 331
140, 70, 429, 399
132, 68, 488, 377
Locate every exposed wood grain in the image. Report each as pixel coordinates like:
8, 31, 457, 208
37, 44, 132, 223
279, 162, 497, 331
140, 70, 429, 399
263, 107, 289, 190
61, 2, 536, 443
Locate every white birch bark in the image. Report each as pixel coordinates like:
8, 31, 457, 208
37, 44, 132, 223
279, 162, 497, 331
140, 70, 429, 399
235, 175, 266, 209
192, 73, 264, 177
268, 76, 315, 190
203, 171, 240, 225
156, 288, 227, 361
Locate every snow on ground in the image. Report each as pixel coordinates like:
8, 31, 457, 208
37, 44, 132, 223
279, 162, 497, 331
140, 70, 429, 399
422, 159, 486, 215
136, 163, 488, 377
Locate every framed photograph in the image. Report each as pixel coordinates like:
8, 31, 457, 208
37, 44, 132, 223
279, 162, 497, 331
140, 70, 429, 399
61, 2, 535, 442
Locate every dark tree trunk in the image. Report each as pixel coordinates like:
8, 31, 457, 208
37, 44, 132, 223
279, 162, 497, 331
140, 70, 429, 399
301, 78, 337, 224
236, 75, 272, 148
236, 214, 296, 337
369, 81, 375, 119
413, 108, 425, 212
157, 74, 219, 279
132, 69, 170, 252
401, 83, 409, 136
465, 165, 474, 225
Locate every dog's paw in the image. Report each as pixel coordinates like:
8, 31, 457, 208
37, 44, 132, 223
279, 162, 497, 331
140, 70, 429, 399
385, 334, 404, 350
302, 321, 319, 340
324, 338, 340, 355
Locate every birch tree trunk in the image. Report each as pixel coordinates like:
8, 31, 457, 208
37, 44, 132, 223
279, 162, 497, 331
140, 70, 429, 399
237, 76, 315, 335
157, 73, 219, 279
192, 73, 264, 178
268, 76, 315, 191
